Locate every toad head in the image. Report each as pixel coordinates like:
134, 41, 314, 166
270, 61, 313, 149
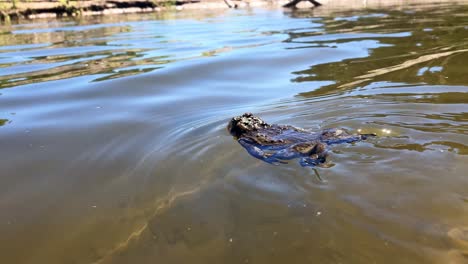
227, 113, 270, 138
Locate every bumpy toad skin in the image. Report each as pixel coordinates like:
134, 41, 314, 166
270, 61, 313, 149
228, 113, 375, 167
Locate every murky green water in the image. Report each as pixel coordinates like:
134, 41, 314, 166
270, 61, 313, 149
1, 3, 468, 264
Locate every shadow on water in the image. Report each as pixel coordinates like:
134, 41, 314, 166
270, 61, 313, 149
0, 3, 468, 264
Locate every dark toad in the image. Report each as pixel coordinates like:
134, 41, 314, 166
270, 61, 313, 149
228, 113, 375, 167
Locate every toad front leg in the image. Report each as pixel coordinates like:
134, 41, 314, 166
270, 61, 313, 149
238, 138, 329, 167
238, 138, 287, 165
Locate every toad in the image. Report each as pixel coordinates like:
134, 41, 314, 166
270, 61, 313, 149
228, 113, 375, 167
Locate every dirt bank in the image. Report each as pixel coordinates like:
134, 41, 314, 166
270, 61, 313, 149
1, 0, 275, 20
1, 0, 468, 21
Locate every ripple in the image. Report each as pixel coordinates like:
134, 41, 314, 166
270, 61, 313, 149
1, 4, 468, 264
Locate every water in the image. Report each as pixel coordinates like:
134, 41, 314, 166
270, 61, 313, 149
1, 3, 468, 264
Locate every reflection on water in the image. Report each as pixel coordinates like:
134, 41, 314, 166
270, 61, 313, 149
1, 3, 468, 264
0, 118, 9, 126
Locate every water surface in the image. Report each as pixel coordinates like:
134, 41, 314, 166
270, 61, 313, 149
1, 4, 468, 264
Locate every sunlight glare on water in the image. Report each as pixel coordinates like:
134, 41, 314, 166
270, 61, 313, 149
0, 3, 468, 264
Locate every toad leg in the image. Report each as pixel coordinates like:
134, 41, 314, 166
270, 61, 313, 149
238, 138, 286, 165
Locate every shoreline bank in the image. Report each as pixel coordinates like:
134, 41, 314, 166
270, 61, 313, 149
1, 0, 468, 22
5, 0, 281, 21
